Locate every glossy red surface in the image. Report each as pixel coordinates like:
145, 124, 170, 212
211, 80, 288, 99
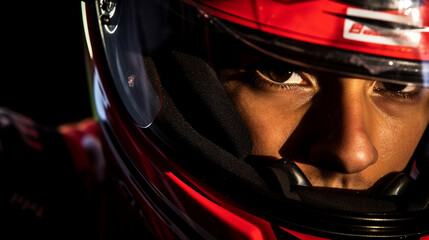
196, 0, 429, 60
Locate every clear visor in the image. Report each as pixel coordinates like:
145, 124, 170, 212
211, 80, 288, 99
96, 0, 163, 128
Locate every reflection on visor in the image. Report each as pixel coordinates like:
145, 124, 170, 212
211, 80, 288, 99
219, 19, 429, 87
98, 0, 162, 128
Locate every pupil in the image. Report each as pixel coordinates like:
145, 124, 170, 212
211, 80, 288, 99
269, 70, 293, 83
382, 82, 407, 92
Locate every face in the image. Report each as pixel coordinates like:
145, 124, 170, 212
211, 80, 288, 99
222, 64, 429, 190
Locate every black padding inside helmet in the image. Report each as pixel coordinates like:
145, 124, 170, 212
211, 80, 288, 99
153, 50, 267, 187
416, 127, 429, 173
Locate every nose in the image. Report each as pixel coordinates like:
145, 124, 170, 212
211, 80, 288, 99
309, 80, 378, 174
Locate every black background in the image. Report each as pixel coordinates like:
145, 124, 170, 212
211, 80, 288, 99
1, 2, 92, 126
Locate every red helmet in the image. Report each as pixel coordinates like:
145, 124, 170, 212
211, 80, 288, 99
81, 0, 429, 239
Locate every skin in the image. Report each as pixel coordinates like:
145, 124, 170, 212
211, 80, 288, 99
222, 68, 429, 190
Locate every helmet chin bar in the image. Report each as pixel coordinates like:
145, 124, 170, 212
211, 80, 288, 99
249, 156, 418, 200
247, 158, 311, 200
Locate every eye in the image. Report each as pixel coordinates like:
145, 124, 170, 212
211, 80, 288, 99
256, 69, 310, 87
373, 81, 421, 102
374, 82, 418, 93
242, 59, 317, 92
257, 69, 305, 85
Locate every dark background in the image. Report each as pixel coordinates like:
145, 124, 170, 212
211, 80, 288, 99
1, 2, 92, 126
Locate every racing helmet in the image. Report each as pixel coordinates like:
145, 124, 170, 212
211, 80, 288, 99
81, 0, 429, 239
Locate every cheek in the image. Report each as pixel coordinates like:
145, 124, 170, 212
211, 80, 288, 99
245, 109, 298, 157
367, 89, 429, 176
226, 83, 310, 157
373, 111, 429, 174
